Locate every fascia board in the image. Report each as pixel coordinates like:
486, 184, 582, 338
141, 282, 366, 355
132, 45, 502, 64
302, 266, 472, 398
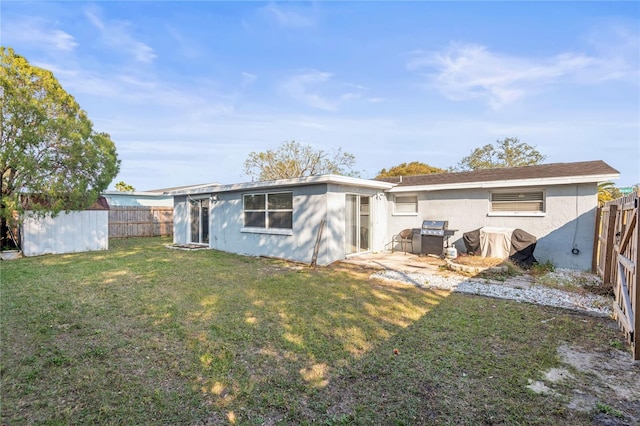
386, 173, 620, 193
167, 175, 394, 196
103, 191, 173, 197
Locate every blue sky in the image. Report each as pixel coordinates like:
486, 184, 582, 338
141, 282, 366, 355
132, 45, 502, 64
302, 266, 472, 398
3, 1, 639, 190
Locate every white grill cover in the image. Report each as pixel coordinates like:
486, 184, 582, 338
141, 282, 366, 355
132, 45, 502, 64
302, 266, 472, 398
479, 227, 515, 259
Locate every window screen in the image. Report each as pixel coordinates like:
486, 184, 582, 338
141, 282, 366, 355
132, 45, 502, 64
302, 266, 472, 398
491, 191, 544, 213
395, 195, 418, 213
243, 192, 293, 229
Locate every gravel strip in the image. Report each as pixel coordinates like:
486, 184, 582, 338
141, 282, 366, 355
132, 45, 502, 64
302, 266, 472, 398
371, 270, 612, 317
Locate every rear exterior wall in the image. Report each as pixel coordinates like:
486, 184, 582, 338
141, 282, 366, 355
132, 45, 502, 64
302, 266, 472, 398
173, 184, 388, 265
386, 183, 597, 270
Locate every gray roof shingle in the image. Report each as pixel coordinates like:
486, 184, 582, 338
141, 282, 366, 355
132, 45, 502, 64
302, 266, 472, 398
376, 160, 619, 187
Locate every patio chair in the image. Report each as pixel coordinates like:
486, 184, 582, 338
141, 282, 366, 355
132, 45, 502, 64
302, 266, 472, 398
392, 228, 413, 254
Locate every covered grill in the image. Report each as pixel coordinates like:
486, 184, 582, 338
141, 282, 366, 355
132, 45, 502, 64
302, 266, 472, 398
420, 220, 456, 256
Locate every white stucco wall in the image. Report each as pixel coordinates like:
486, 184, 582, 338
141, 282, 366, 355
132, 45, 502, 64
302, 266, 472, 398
173, 195, 189, 244
325, 184, 388, 259
103, 192, 173, 207
172, 183, 388, 265
21, 210, 109, 257
386, 183, 597, 270
207, 185, 329, 264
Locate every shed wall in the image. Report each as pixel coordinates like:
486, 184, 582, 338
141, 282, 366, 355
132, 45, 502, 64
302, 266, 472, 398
21, 211, 109, 256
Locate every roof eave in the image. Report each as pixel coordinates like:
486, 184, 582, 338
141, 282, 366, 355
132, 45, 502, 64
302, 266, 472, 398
387, 173, 620, 193
103, 191, 173, 197
167, 174, 395, 196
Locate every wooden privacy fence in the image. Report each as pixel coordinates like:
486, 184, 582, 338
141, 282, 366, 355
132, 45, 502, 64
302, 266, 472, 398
109, 207, 173, 238
593, 192, 639, 360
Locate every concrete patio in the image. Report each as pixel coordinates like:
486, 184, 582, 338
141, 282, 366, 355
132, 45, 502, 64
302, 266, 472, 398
339, 251, 447, 274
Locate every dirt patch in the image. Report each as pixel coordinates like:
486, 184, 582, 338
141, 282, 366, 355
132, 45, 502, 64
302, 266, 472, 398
452, 254, 506, 268
529, 343, 640, 425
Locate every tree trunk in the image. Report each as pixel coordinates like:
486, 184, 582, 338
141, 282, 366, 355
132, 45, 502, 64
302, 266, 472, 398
1, 215, 8, 249
0, 203, 17, 250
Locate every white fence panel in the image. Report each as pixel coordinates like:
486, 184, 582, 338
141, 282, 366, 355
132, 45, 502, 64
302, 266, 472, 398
22, 210, 108, 256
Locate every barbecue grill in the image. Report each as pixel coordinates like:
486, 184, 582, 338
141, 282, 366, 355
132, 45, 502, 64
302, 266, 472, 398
420, 220, 457, 256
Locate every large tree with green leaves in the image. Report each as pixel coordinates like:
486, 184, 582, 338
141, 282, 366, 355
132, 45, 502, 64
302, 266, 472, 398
1, 47, 120, 248
244, 140, 358, 181
376, 161, 446, 179
455, 137, 546, 171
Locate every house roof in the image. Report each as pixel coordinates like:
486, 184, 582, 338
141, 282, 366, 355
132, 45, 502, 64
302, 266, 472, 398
103, 190, 173, 198
143, 183, 219, 193
166, 174, 394, 196
165, 160, 619, 197
379, 160, 619, 193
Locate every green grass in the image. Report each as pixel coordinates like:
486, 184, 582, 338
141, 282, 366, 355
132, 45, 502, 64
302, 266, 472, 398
594, 402, 624, 418
0, 237, 626, 425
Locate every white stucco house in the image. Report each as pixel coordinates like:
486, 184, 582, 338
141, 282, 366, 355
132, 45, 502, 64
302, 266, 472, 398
168, 160, 619, 270
102, 190, 174, 207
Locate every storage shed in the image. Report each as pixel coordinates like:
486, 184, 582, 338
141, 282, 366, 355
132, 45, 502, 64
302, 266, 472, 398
20, 197, 110, 257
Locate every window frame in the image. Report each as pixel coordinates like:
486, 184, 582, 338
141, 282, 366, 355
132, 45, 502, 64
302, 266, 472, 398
392, 194, 418, 216
242, 191, 293, 234
488, 189, 546, 217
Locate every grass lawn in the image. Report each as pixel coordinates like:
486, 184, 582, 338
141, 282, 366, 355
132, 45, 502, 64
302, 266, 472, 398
0, 237, 629, 425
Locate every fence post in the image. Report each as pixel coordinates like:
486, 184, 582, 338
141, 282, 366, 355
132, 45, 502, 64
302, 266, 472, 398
603, 204, 618, 285
633, 197, 639, 360
592, 206, 602, 273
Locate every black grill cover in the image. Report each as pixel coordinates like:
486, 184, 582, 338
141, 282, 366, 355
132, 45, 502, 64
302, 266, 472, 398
509, 228, 537, 268
462, 228, 481, 255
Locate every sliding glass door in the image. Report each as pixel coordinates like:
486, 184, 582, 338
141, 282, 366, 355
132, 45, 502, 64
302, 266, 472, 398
345, 194, 370, 255
189, 198, 209, 244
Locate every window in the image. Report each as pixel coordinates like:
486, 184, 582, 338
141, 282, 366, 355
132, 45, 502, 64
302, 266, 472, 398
243, 192, 293, 229
490, 191, 544, 214
394, 195, 418, 214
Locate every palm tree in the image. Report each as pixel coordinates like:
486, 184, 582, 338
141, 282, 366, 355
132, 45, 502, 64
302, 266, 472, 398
597, 182, 622, 206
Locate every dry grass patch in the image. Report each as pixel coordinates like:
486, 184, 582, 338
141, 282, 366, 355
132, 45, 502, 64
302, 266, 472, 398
452, 254, 507, 268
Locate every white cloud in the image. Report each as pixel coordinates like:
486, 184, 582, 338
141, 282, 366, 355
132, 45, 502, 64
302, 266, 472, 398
260, 2, 317, 29
85, 8, 156, 63
2, 17, 78, 52
407, 43, 600, 109
241, 72, 258, 87
280, 70, 369, 111
407, 37, 637, 109
583, 22, 640, 84
280, 70, 339, 110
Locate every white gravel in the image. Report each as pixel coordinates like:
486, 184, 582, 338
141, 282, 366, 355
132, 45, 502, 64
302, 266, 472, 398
371, 269, 613, 317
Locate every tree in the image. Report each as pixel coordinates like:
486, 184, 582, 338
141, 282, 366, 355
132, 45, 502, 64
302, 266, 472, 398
244, 140, 358, 181
597, 182, 622, 206
114, 181, 135, 192
376, 161, 446, 179
1, 47, 120, 248
455, 137, 546, 171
